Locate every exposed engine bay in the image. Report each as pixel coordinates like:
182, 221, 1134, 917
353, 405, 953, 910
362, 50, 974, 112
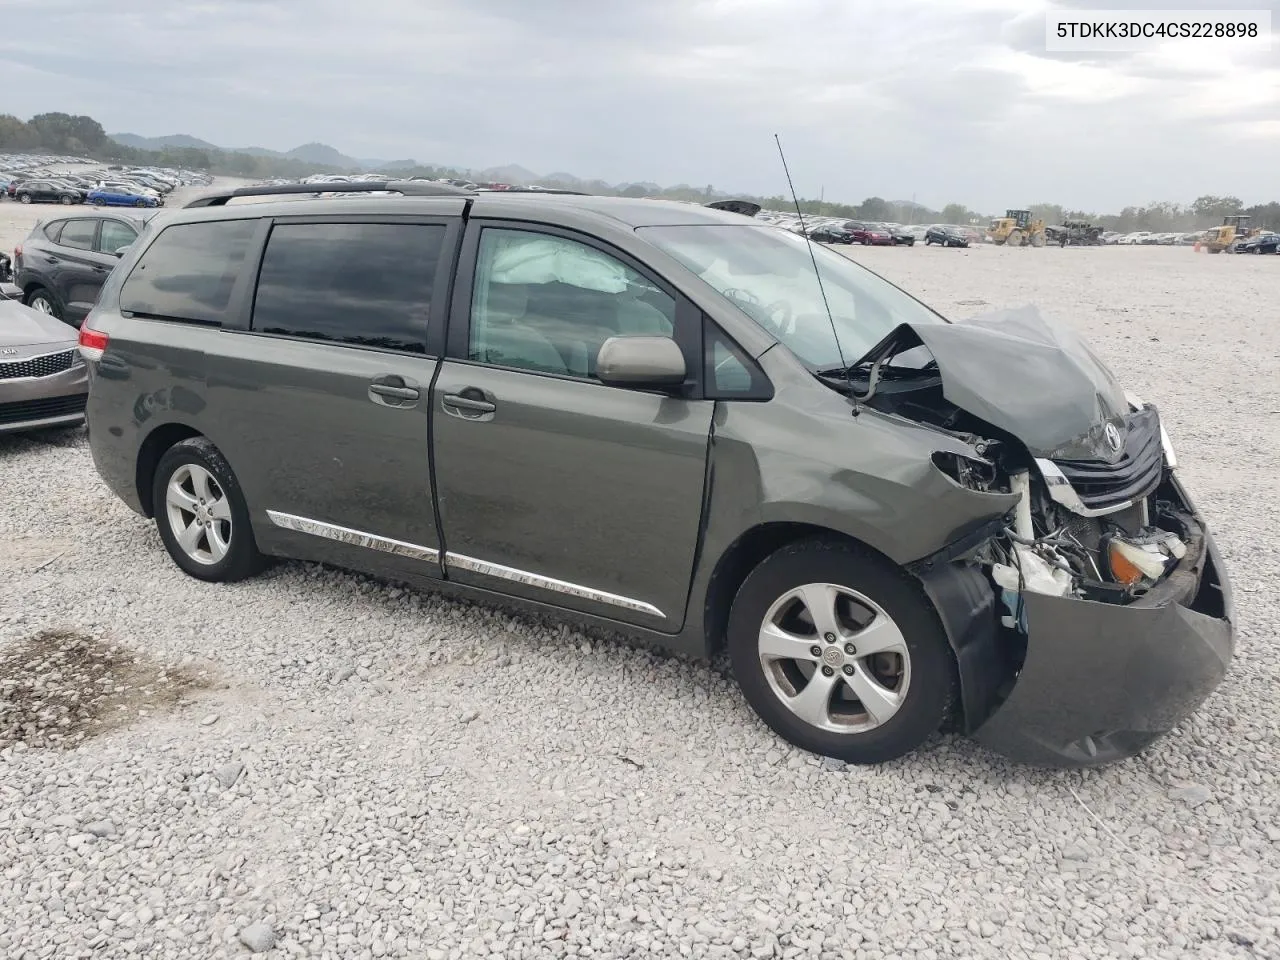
819, 309, 1189, 628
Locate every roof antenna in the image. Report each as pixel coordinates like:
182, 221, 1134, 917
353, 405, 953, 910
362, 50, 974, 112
773, 134, 859, 411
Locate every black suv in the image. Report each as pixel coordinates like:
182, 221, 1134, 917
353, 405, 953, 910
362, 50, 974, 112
14, 211, 156, 326
13, 179, 83, 205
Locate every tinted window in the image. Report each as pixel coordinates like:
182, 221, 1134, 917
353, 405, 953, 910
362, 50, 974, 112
252, 222, 444, 353
121, 219, 257, 324
98, 220, 137, 255
59, 220, 97, 251
469, 228, 676, 379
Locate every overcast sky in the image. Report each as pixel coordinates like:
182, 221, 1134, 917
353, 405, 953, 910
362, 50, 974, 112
4, 0, 1277, 211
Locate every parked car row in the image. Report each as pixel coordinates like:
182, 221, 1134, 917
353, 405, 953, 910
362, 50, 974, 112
0, 161, 211, 209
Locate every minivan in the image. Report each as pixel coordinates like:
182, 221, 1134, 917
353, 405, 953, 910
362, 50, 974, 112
80, 181, 1234, 767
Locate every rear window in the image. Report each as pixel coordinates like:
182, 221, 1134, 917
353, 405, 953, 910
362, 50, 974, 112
250, 222, 445, 354
59, 220, 97, 251
120, 219, 257, 325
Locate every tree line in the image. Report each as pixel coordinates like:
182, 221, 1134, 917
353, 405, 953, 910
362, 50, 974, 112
2, 111, 1275, 232
0, 111, 346, 181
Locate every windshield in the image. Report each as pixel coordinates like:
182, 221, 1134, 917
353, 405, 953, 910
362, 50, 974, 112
639, 224, 944, 368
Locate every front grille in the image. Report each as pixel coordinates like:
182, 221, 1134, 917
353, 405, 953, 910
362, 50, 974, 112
0, 350, 76, 380
0, 393, 87, 426
1053, 408, 1163, 511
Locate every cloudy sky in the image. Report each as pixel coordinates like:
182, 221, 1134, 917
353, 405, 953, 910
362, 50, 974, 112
4, 0, 1277, 211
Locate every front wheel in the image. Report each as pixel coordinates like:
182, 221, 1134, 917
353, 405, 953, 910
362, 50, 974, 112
727, 539, 957, 765
135, 199, 146, 208
153, 437, 266, 582
60, 195, 74, 205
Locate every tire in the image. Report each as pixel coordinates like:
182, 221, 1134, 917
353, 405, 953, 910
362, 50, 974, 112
727, 538, 957, 765
93, 198, 105, 208
135, 199, 146, 208
60, 195, 74, 205
152, 437, 266, 583
25, 288, 62, 320
18, 194, 31, 204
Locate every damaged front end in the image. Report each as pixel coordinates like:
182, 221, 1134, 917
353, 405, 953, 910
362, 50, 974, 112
840, 308, 1235, 766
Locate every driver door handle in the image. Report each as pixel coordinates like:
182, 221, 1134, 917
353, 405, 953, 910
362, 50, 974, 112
368, 374, 420, 407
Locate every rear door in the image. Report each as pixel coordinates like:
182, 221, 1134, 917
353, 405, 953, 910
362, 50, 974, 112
430, 221, 714, 630
48, 218, 107, 326
209, 214, 461, 581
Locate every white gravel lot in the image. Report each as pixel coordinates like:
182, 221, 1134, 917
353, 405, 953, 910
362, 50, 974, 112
2, 224, 1279, 959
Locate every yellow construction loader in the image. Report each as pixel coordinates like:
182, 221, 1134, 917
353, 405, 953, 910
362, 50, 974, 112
1202, 215, 1257, 254
988, 209, 1046, 247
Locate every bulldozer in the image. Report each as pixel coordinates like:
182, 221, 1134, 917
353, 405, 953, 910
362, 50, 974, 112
1202, 215, 1257, 254
988, 209, 1046, 247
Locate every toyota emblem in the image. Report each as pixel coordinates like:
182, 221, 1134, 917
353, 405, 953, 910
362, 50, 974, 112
1104, 422, 1123, 455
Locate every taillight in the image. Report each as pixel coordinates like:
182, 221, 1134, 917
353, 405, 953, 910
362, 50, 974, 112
78, 324, 109, 362
13, 244, 21, 259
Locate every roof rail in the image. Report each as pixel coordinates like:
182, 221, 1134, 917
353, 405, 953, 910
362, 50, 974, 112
184, 179, 473, 208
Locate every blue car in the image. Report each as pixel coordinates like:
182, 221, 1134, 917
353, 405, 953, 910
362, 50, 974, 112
88, 187, 160, 209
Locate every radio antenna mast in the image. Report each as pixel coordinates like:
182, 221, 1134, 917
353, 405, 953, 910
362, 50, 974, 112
773, 134, 856, 403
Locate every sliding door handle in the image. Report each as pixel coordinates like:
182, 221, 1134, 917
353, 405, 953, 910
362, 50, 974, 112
442, 393, 496, 413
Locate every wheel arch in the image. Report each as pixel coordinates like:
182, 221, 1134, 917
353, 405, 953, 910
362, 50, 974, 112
136, 423, 204, 517
702, 521, 895, 658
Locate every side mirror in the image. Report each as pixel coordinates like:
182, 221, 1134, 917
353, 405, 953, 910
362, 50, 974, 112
596, 336, 686, 388
113, 245, 132, 259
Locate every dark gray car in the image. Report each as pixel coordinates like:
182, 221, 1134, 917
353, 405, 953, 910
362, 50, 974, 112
15, 211, 155, 326
79, 181, 1234, 768
0, 298, 89, 432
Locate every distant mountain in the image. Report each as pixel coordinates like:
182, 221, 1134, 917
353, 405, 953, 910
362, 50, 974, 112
110, 132, 221, 152
109, 133, 376, 171
284, 142, 364, 170
476, 164, 539, 185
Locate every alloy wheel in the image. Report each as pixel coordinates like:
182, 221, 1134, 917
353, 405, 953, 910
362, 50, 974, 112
165, 463, 233, 565
757, 582, 911, 734
29, 296, 55, 316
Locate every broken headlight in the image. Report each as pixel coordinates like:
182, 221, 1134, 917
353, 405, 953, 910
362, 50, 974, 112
931, 451, 997, 491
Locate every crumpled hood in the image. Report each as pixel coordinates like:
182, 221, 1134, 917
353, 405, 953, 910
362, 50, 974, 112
0, 298, 77, 349
902, 306, 1129, 460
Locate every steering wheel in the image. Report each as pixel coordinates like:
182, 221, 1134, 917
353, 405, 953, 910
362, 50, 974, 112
763, 300, 793, 335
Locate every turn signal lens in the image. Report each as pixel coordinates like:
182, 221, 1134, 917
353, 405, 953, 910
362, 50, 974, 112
1107, 544, 1145, 586
77, 324, 109, 362
1107, 539, 1168, 586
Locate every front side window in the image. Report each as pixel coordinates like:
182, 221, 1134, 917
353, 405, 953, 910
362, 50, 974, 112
252, 222, 444, 353
98, 220, 137, 255
120, 219, 257, 324
468, 228, 676, 378
639, 224, 943, 370
59, 220, 96, 251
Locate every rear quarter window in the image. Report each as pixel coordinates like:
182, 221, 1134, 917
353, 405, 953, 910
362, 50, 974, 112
120, 219, 258, 325
250, 221, 445, 353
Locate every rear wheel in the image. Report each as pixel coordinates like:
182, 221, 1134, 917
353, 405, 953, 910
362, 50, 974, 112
728, 539, 957, 764
153, 438, 266, 582
18, 194, 31, 205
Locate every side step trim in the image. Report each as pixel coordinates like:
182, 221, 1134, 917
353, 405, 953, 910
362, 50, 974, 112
265, 510, 440, 563
446, 552, 665, 619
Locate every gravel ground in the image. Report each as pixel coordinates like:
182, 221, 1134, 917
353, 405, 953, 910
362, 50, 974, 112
2, 237, 1279, 959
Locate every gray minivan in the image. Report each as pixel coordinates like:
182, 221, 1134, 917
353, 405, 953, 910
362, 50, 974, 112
79, 181, 1234, 767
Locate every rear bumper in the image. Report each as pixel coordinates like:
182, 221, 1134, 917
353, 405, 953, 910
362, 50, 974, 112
970, 502, 1234, 767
